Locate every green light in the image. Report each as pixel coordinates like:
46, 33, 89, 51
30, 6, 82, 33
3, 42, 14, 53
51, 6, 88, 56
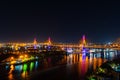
30, 62, 34, 71
23, 63, 27, 71
89, 77, 96, 80
90, 79, 96, 80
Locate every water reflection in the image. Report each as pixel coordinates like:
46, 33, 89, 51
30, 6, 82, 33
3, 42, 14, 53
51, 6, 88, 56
22, 64, 28, 79
15, 64, 22, 72
8, 65, 14, 80
35, 61, 38, 70
30, 62, 34, 71
66, 49, 117, 78
6, 61, 38, 80
4, 49, 120, 80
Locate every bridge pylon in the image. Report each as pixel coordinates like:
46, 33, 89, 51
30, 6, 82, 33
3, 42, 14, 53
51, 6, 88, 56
33, 38, 37, 49
47, 37, 52, 45
79, 35, 87, 49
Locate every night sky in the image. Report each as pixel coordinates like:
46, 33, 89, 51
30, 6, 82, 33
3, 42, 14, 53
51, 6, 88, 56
0, 1, 120, 43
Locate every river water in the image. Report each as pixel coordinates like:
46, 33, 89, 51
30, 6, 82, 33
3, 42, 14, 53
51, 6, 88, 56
0, 49, 120, 80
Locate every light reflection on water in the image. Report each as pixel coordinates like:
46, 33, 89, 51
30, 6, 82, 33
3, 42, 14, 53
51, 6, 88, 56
7, 61, 39, 80
30, 62, 34, 71
21, 64, 28, 79
15, 64, 22, 72
66, 52, 107, 78
4, 49, 120, 80
8, 65, 14, 80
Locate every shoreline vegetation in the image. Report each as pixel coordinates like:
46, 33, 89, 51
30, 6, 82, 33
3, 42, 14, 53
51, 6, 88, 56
86, 57, 120, 80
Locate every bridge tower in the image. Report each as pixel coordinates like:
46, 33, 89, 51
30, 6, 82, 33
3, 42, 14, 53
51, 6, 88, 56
48, 37, 52, 45
33, 38, 37, 49
79, 35, 87, 48
82, 35, 86, 46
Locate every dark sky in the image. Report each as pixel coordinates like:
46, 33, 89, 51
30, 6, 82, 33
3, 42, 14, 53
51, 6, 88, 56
0, 1, 120, 43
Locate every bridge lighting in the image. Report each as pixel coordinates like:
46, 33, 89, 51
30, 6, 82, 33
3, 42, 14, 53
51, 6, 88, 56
89, 49, 95, 53
67, 48, 73, 53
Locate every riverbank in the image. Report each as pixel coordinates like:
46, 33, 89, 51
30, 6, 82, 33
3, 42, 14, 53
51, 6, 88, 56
0, 51, 67, 65
86, 57, 120, 80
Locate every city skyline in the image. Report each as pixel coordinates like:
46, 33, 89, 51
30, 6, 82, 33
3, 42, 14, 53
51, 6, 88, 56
0, 1, 120, 43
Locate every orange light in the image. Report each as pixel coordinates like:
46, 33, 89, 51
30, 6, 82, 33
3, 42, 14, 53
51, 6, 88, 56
20, 55, 23, 59
11, 57, 14, 61
25, 55, 27, 58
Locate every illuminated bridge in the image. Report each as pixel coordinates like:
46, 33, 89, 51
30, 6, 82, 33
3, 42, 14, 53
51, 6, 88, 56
1, 36, 120, 51
53, 35, 106, 49
53, 43, 106, 49
53, 36, 120, 50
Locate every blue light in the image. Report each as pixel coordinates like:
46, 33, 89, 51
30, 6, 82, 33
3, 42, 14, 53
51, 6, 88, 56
47, 46, 51, 50
34, 45, 37, 49
35, 61, 38, 69
48, 46, 51, 49
6, 65, 9, 70
82, 48, 86, 53
15, 65, 22, 72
